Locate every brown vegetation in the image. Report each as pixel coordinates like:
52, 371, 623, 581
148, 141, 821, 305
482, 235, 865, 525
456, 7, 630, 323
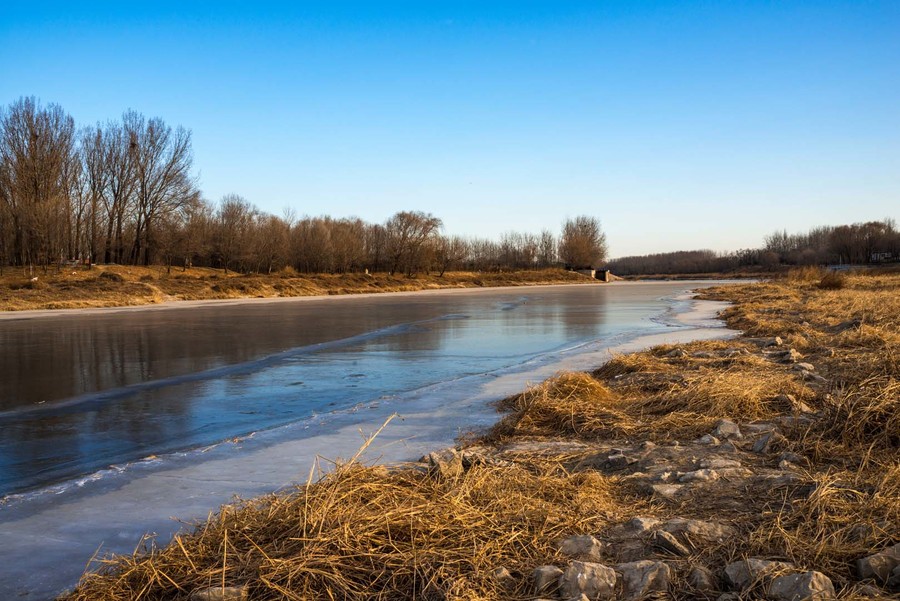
60, 271, 900, 600
0, 266, 594, 312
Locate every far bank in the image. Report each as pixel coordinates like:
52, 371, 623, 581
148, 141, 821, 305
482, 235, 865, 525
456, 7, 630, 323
0, 267, 596, 313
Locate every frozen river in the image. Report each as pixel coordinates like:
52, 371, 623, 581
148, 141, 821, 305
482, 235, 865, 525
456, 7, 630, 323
0, 281, 737, 599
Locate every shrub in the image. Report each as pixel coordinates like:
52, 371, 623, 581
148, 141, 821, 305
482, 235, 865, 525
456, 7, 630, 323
817, 272, 846, 290
99, 271, 125, 283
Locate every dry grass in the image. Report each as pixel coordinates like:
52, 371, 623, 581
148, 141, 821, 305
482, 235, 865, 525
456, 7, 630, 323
64, 462, 631, 601
0, 266, 594, 312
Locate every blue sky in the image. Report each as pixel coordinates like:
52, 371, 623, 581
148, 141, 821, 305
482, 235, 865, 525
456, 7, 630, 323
2, 1, 898, 257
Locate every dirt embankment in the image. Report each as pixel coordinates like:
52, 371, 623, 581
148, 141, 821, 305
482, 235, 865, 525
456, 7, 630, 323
62, 269, 899, 601
0, 266, 595, 312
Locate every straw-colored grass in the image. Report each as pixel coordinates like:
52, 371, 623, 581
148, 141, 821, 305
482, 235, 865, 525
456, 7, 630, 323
64, 462, 631, 601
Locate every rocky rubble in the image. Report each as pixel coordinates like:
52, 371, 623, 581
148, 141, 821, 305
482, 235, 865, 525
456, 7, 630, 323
413, 340, 897, 600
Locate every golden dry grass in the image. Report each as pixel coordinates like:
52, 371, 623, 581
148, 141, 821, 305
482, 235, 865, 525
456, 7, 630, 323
0, 267, 594, 312
64, 462, 632, 601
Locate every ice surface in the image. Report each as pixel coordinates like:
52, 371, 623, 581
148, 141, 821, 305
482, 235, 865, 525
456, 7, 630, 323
0, 282, 737, 599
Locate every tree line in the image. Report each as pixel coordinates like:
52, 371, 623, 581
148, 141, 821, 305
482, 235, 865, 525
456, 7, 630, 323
608, 219, 900, 276
0, 98, 608, 275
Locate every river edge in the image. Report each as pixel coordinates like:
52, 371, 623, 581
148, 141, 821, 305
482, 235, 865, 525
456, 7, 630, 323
0, 279, 605, 321
55, 273, 900, 600
0, 268, 596, 315
0, 288, 738, 599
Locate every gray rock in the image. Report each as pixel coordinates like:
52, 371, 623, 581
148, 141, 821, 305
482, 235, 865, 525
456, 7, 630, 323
617, 560, 672, 601
662, 518, 735, 542
679, 468, 719, 483
533, 565, 564, 594
768, 570, 835, 600
803, 372, 828, 384
779, 452, 807, 466
559, 561, 617, 600
689, 566, 718, 592
713, 419, 743, 440
653, 530, 690, 556
857, 543, 900, 584
769, 472, 804, 487
628, 516, 660, 532
724, 558, 794, 590
699, 457, 742, 469
427, 448, 464, 479
666, 348, 688, 358
752, 431, 785, 454
888, 565, 900, 590
649, 484, 683, 500
693, 351, 715, 359
607, 452, 633, 469
558, 535, 606, 562
697, 434, 721, 445
190, 587, 249, 601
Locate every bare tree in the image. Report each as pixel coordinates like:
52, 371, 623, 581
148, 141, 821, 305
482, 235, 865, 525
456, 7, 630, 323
384, 211, 442, 276
215, 194, 256, 273
0, 97, 76, 269
101, 118, 136, 263
126, 111, 198, 265
538, 229, 557, 267
559, 216, 607, 269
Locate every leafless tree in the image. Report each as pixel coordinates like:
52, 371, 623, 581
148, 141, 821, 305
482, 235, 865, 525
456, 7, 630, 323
215, 194, 256, 273
0, 97, 76, 269
125, 111, 198, 265
559, 216, 607, 269
101, 118, 136, 264
384, 210, 442, 276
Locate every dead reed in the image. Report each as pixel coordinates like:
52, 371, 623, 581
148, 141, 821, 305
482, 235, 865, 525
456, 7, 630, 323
64, 462, 629, 601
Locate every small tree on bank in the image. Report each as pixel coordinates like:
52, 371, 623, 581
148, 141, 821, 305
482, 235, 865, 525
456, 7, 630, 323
559, 215, 607, 268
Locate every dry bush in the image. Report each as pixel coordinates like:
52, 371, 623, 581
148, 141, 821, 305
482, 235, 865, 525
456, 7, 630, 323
817, 271, 846, 290
491, 372, 633, 440
99, 271, 126, 283
785, 266, 828, 283
63, 462, 628, 601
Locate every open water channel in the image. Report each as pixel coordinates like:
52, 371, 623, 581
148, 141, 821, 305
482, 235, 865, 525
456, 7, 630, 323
0, 281, 737, 598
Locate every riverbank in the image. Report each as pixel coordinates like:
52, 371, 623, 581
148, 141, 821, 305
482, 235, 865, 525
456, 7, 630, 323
0, 266, 593, 312
54, 271, 900, 599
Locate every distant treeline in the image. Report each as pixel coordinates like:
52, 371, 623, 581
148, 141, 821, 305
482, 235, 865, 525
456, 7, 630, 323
0, 97, 608, 274
609, 220, 900, 275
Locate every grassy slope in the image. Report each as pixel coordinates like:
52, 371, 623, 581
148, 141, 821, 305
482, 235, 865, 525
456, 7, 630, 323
62, 270, 899, 600
0, 266, 593, 312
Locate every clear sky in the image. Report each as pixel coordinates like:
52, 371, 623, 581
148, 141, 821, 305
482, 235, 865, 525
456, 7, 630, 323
2, 1, 898, 257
